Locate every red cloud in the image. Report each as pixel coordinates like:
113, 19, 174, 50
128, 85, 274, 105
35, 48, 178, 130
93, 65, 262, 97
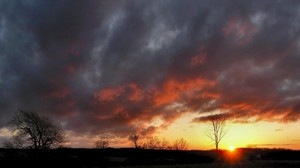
95, 86, 124, 101
94, 83, 144, 102
153, 78, 215, 106
222, 17, 258, 45
42, 86, 71, 99
190, 48, 206, 67
127, 83, 144, 102
87, 77, 218, 137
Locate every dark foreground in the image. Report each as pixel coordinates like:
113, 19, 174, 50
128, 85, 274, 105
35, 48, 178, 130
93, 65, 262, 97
1, 148, 300, 168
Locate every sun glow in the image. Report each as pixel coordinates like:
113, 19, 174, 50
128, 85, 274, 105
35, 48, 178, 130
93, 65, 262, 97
228, 146, 235, 152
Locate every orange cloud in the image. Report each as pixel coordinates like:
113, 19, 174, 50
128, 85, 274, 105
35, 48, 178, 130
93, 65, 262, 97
127, 83, 144, 102
94, 83, 144, 102
154, 77, 215, 106
95, 86, 124, 101
222, 102, 253, 111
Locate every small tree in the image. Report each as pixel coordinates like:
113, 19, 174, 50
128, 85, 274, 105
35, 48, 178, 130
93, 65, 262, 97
141, 137, 170, 150
173, 138, 188, 151
206, 113, 226, 150
128, 133, 140, 148
7, 110, 64, 149
160, 138, 171, 150
95, 138, 109, 149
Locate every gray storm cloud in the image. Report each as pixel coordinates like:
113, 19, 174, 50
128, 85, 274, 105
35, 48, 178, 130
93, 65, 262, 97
1, 0, 300, 144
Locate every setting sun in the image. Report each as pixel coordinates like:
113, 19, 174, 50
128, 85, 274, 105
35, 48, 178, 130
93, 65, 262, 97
1, 0, 300, 153
228, 146, 235, 152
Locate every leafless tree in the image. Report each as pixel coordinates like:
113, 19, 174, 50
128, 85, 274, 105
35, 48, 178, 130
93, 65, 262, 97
142, 137, 171, 150
95, 138, 109, 149
4, 135, 24, 149
142, 137, 159, 149
173, 138, 188, 151
128, 133, 140, 148
160, 138, 171, 150
206, 113, 226, 150
7, 110, 64, 149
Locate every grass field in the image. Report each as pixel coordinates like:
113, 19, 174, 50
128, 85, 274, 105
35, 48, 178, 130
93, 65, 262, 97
121, 161, 300, 168
1, 148, 300, 167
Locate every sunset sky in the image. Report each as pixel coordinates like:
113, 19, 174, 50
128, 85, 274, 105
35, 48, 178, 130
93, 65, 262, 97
1, 0, 300, 150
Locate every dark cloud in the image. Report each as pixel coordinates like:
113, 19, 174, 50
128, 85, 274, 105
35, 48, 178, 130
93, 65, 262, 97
1, 0, 300, 145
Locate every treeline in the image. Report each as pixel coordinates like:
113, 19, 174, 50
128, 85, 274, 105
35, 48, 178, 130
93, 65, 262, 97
96, 135, 188, 150
3, 110, 189, 151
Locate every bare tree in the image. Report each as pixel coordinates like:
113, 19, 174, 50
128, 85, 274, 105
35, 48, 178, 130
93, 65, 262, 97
160, 138, 171, 150
95, 138, 109, 149
128, 133, 140, 148
173, 138, 188, 151
142, 137, 170, 150
4, 135, 24, 149
206, 113, 226, 150
7, 110, 64, 149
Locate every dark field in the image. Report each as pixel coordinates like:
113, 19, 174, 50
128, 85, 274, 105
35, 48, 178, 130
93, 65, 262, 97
1, 148, 300, 168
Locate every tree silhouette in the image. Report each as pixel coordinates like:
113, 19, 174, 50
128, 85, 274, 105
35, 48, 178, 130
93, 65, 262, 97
173, 138, 188, 150
141, 137, 171, 150
206, 113, 226, 150
95, 138, 109, 149
4, 134, 24, 149
7, 110, 64, 149
128, 133, 140, 148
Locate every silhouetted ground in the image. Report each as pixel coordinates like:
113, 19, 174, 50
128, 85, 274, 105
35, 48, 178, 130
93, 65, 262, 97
0, 148, 300, 167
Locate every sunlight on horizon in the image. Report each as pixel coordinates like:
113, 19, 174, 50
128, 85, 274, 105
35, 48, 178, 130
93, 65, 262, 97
35, 114, 300, 149
156, 113, 300, 150
228, 145, 235, 152
2, 0, 300, 154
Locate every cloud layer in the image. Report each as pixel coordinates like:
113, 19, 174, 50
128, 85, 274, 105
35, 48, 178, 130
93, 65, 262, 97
1, 0, 300, 143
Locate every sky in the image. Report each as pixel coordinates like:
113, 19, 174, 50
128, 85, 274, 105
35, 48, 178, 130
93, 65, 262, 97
1, 0, 300, 149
